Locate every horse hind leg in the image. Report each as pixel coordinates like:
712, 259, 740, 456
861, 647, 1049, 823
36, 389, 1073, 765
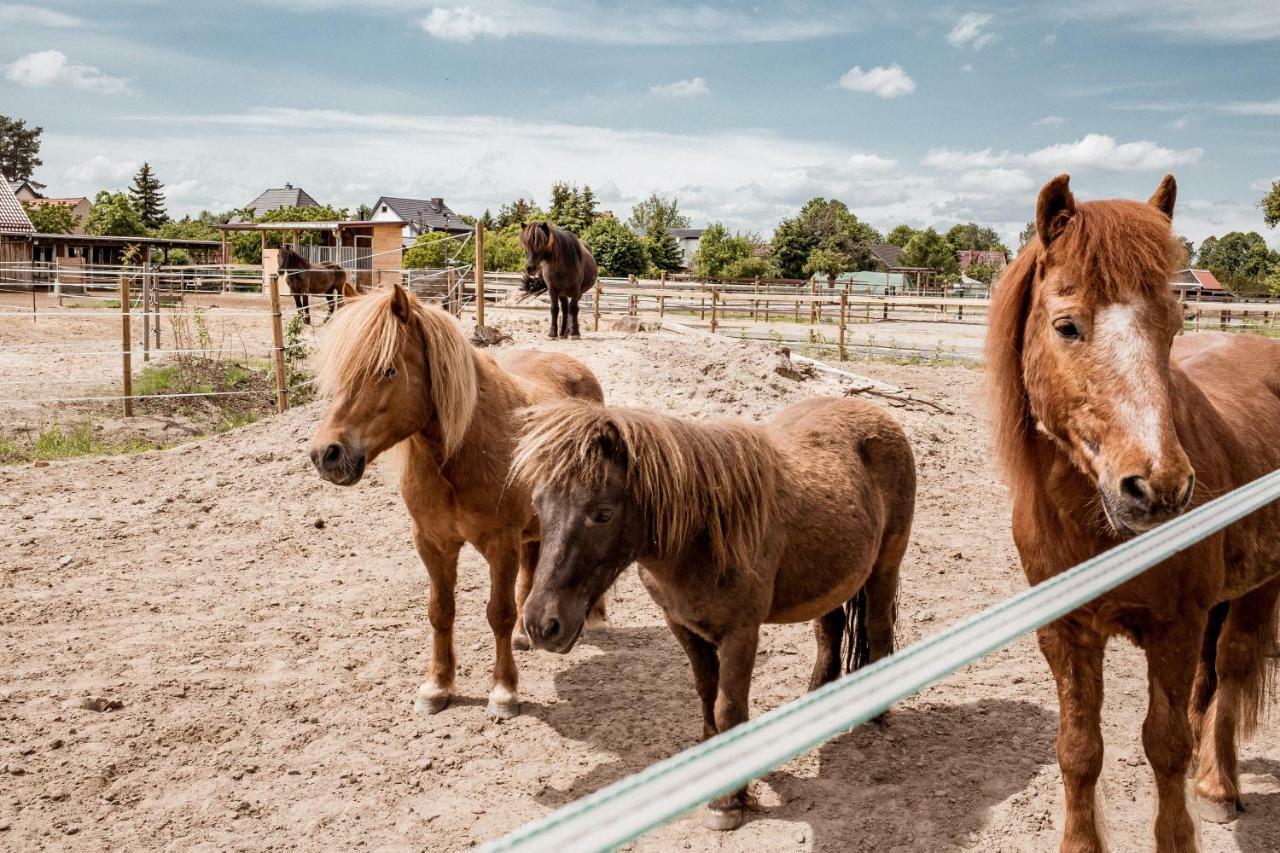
807, 606, 845, 691
1195, 579, 1280, 823
558, 296, 571, 338
1189, 602, 1227, 752
569, 295, 582, 339
548, 294, 560, 339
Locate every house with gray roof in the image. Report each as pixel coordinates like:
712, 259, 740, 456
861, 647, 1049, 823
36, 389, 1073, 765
242, 183, 321, 218
8, 178, 45, 201
370, 196, 472, 243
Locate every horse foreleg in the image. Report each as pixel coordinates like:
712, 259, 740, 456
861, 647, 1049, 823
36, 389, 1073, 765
411, 530, 462, 716
512, 540, 538, 651
704, 624, 759, 831
325, 290, 337, 321
300, 292, 311, 325
477, 533, 522, 720
1195, 580, 1280, 823
1140, 619, 1203, 852
569, 295, 581, 339
1038, 621, 1108, 853
291, 291, 307, 325
666, 616, 720, 741
548, 294, 560, 339
559, 296, 571, 338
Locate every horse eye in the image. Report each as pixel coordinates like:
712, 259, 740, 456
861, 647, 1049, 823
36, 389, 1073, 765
1053, 319, 1081, 341
382, 366, 397, 380
588, 508, 614, 525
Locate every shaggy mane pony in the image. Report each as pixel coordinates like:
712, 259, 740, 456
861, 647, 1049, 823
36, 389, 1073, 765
316, 286, 478, 458
512, 400, 778, 573
985, 198, 1182, 493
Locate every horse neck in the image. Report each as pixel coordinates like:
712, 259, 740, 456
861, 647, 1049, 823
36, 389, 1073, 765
426, 348, 513, 470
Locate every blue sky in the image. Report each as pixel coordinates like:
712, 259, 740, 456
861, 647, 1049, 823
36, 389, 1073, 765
2, 1, 1277, 247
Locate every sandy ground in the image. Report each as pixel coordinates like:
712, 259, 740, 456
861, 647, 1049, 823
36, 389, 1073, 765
4, 322, 1280, 852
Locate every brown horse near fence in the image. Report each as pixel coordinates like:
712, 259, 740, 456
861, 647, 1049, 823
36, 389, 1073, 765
309, 284, 604, 719
513, 396, 915, 830
279, 245, 356, 324
988, 173, 1280, 852
520, 221, 596, 339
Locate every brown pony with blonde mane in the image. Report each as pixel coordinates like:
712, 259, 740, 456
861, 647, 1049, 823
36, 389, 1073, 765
279, 244, 357, 325
309, 284, 604, 719
513, 396, 915, 830
988, 174, 1280, 852
520, 221, 596, 339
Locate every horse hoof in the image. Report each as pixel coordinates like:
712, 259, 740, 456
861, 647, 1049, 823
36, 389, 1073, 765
570, 333, 581, 340
486, 686, 520, 721
413, 683, 451, 715
703, 807, 744, 831
512, 631, 532, 651
548, 333, 559, 340
1197, 796, 1241, 823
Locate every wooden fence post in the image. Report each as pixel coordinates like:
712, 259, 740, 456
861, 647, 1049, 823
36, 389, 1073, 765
142, 256, 151, 363
593, 282, 601, 331
268, 270, 289, 414
810, 278, 818, 324
659, 271, 667, 318
700, 278, 706, 321
752, 276, 760, 322
474, 221, 486, 327
839, 291, 848, 361
120, 274, 133, 417
710, 287, 719, 333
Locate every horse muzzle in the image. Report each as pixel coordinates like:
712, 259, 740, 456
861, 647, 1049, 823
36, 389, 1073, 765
310, 441, 367, 486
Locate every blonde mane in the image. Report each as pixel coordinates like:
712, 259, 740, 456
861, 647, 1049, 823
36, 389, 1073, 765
512, 400, 777, 572
317, 287, 478, 458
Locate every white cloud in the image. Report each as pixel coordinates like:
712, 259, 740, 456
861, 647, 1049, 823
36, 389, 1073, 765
64, 154, 137, 185
650, 77, 710, 98
960, 63, 975, 73
1034, 115, 1065, 127
924, 133, 1202, 173
406, 0, 855, 45
4, 50, 129, 94
947, 13, 996, 49
420, 6, 507, 41
0, 4, 80, 26
837, 64, 915, 98
1218, 99, 1280, 116
1167, 114, 1194, 129
1042, 31, 1058, 45
1073, 0, 1280, 43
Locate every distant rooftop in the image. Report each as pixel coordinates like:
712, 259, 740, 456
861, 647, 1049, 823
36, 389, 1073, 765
0, 180, 34, 233
243, 183, 320, 217
372, 196, 471, 233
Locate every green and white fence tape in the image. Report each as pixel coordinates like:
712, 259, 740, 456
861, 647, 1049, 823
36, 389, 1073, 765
483, 468, 1280, 852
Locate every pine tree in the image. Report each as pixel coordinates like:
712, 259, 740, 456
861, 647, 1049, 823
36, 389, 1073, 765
128, 162, 168, 230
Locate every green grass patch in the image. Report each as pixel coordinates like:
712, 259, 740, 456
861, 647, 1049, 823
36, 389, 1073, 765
0, 422, 159, 464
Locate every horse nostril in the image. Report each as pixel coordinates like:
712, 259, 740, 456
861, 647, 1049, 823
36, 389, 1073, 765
323, 443, 343, 466
1120, 475, 1152, 509
544, 617, 561, 643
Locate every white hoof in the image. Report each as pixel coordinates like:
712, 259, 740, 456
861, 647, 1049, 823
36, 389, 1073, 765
486, 685, 520, 720
1197, 796, 1239, 824
703, 806, 744, 831
414, 682, 451, 715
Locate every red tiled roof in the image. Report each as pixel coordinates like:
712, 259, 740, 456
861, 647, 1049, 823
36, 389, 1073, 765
1190, 269, 1224, 291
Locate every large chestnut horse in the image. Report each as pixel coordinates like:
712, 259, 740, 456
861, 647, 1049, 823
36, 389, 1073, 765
513, 396, 915, 830
309, 285, 604, 719
520, 221, 596, 340
988, 174, 1280, 852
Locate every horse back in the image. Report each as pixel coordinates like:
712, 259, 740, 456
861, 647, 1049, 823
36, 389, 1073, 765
496, 349, 604, 405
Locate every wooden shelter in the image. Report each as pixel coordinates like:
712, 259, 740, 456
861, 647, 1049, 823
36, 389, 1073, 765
215, 220, 405, 290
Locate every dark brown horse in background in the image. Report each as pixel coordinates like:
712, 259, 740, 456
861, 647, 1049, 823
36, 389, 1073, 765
520, 221, 596, 339
279, 244, 356, 324
513, 396, 915, 831
988, 173, 1280, 852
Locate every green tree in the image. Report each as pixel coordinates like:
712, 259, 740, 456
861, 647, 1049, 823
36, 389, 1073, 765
804, 246, 855, 286
153, 211, 224, 242
495, 198, 543, 229
1018, 221, 1038, 251
85, 191, 146, 237
403, 231, 456, 268
479, 209, 497, 230
1196, 231, 1277, 294
723, 255, 780, 279
643, 230, 685, 273
627, 192, 690, 233
945, 222, 1007, 254
0, 115, 42, 182
583, 217, 646, 276
770, 197, 880, 280
770, 217, 817, 279
692, 223, 754, 277
885, 224, 918, 248
964, 261, 1002, 285
1260, 179, 1280, 229
1266, 265, 1280, 298
483, 226, 526, 272
901, 228, 960, 278
21, 201, 77, 234
548, 182, 599, 234
128, 162, 168, 230
356, 203, 374, 220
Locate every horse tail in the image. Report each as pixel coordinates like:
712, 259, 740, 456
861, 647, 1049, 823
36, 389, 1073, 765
1233, 578, 1280, 740
341, 276, 358, 298
842, 586, 871, 675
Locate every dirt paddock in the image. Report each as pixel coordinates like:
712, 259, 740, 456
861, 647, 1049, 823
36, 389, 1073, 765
3, 323, 1280, 852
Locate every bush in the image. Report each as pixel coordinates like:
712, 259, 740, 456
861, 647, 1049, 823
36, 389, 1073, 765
583, 218, 647, 277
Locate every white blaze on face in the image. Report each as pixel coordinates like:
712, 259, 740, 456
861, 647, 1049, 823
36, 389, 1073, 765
1092, 302, 1166, 460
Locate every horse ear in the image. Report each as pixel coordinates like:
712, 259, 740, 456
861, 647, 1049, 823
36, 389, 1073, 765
390, 284, 412, 323
1036, 174, 1076, 246
539, 222, 551, 235
597, 422, 626, 469
1148, 174, 1177, 219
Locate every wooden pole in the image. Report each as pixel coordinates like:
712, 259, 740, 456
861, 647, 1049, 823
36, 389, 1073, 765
593, 282, 601, 331
142, 256, 151, 363
659, 271, 666, 318
268, 270, 288, 414
446, 265, 456, 316
120, 274, 133, 417
710, 287, 719, 333
474, 221, 486, 327
31, 281, 36, 323
839, 291, 848, 361
810, 278, 818, 324
752, 276, 759, 322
